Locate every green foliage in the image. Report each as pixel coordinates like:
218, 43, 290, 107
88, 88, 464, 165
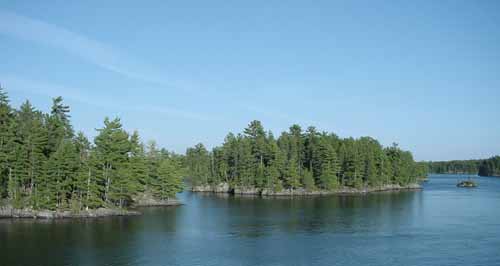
478, 156, 500, 177
425, 157, 500, 177
152, 156, 184, 199
185, 143, 210, 186
0, 87, 184, 210
302, 169, 315, 191
420, 156, 500, 176
425, 160, 481, 174
186, 120, 424, 191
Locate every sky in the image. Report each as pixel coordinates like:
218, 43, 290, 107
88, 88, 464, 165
0, 0, 499, 161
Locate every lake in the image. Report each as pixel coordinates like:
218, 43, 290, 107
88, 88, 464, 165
1, 174, 499, 266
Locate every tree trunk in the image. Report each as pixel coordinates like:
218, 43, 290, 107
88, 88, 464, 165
86, 167, 91, 209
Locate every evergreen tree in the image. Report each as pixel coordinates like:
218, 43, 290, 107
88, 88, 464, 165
0, 87, 185, 210
185, 143, 210, 186
316, 138, 340, 190
13, 101, 48, 205
153, 157, 184, 200
186, 120, 425, 192
46, 96, 73, 156
73, 132, 100, 210
94, 118, 131, 207
129, 131, 149, 193
42, 140, 78, 209
0, 86, 13, 198
243, 120, 267, 187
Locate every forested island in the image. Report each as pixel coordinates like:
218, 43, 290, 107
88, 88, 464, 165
0, 87, 184, 218
425, 156, 500, 177
185, 120, 427, 195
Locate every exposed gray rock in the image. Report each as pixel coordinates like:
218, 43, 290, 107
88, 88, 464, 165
0, 205, 140, 219
132, 192, 183, 207
192, 183, 421, 196
192, 183, 230, 193
233, 186, 260, 195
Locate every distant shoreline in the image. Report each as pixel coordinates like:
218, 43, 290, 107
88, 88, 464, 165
0, 199, 182, 219
191, 183, 421, 196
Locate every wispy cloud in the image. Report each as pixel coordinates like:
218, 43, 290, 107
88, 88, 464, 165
0, 10, 300, 124
0, 10, 196, 92
0, 75, 218, 122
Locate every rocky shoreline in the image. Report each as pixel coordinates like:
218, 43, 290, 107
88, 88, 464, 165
0, 196, 182, 219
0, 205, 141, 219
192, 182, 422, 196
132, 193, 183, 207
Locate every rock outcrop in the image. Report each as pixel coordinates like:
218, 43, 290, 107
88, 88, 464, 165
0, 205, 140, 219
192, 182, 421, 196
132, 193, 183, 207
0, 192, 183, 219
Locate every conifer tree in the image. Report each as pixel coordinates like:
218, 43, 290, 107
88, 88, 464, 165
94, 118, 131, 206
46, 97, 72, 154
316, 138, 340, 189
129, 131, 149, 193
13, 101, 48, 205
43, 140, 78, 209
0, 86, 13, 198
153, 157, 183, 200
186, 120, 425, 192
0, 87, 185, 210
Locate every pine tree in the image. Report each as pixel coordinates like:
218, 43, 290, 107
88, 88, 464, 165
185, 143, 210, 186
243, 120, 267, 188
73, 132, 102, 210
304, 126, 319, 173
237, 138, 254, 188
0, 85, 13, 198
302, 168, 315, 191
46, 96, 73, 156
316, 138, 340, 190
129, 131, 149, 193
0, 87, 184, 210
42, 140, 78, 209
12, 101, 48, 206
94, 117, 131, 207
153, 157, 183, 200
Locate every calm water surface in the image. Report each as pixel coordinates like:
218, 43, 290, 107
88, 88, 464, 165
1, 174, 500, 266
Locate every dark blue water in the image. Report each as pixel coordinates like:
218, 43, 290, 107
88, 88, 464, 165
1, 175, 499, 266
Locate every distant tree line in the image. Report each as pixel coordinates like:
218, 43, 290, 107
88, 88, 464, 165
478, 156, 500, 177
425, 156, 500, 177
425, 160, 482, 175
185, 120, 427, 191
0, 86, 183, 211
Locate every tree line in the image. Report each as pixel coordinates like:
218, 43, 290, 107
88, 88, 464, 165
425, 160, 482, 175
185, 120, 427, 191
425, 156, 500, 177
478, 156, 500, 177
0, 86, 183, 211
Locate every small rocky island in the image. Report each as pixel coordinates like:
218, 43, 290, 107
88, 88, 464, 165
185, 121, 428, 197
457, 180, 477, 188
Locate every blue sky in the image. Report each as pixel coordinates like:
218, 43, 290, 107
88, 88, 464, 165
1, 0, 499, 161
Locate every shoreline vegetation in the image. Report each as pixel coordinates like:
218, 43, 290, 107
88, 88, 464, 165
186, 120, 427, 196
0, 197, 182, 219
424, 156, 500, 177
0, 86, 184, 219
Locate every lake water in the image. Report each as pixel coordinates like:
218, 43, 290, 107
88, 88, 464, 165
1, 174, 500, 266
